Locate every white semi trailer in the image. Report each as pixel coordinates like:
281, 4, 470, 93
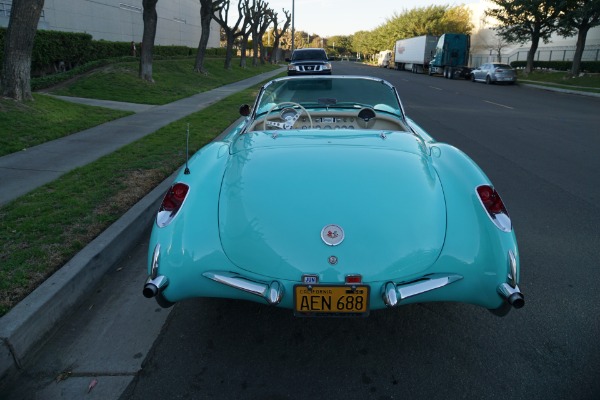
393, 35, 438, 73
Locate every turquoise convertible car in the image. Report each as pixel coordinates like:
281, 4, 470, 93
143, 75, 524, 317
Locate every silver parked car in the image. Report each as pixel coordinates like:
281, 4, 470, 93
471, 63, 517, 84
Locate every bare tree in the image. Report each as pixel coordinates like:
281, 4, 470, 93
195, 0, 226, 73
0, 0, 45, 101
246, 0, 273, 67
268, 9, 291, 64
238, 0, 254, 68
256, 5, 275, 65
139, 0, 159, 82
213, 0, 246, 69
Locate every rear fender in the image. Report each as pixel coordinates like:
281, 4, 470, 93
148, 142, 236, 302
429, 143, 520, 309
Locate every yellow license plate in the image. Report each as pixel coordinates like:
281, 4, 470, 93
294, 285, 370, 316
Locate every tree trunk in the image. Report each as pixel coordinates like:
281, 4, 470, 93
269, 37, 282, 63
252, 32, 260, 67
0, 0, 45, 101
239, 35, 250, 68
259, 42, 266, 64
224, 32, 235, 70
194, 0, 213, 74
139, 0, 159, 82
570, 24, 589, 77
525, 31, 540, 74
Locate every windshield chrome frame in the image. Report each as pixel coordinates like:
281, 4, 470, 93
250, 75, 407, 122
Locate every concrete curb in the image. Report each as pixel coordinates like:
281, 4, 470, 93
0, 175, 173, 382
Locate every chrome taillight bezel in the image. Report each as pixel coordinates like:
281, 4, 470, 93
156, 182, 189, 228
476, 185, 512, 232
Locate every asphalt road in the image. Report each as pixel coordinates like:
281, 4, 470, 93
4, 62, 598, 399
121, 62, 600, 399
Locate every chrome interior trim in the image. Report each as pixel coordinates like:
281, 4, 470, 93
381, 273, 463, 307
203, 271, 284, 305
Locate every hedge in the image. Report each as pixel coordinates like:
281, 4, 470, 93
0, 27, 227, 78
510, 60, 600, 73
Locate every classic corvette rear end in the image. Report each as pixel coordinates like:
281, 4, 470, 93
143, 76, 524, 317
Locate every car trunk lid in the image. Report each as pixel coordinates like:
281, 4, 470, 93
219, 131, 446, 282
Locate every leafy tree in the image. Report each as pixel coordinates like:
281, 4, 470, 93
0, 0, 45, 101
140, 0, 159, 82
328, 35, 352, 56
557, 0, 600, 76
370, 5, 473, 53
195, 0, 226, 73
440, 5, 474, 34
351, 31, 376, 59
486, 0, 563, 74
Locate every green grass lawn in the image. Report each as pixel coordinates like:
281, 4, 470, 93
0, 83, 274, 317
518, 70, 600, 93
49, 57, 280, 104
0, 94, 132, 157
0, 58, 280, 158
0, 58, 283, 317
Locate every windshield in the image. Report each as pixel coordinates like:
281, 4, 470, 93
292, 50, 327, 61
255, 77, 403, 117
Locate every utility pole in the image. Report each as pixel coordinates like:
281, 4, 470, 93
291, 0, 295, 53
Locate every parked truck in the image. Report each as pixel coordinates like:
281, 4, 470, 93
377, 50, 393, 68
392, 35, 438, 73
428, 33, 471, 79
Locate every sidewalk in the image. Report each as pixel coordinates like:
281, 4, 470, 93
0, 67, 285, 388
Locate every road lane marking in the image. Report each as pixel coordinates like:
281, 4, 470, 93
429, 86, 443, 91
484, 100, 514, 109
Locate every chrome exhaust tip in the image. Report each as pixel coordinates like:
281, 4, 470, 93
497, 283, 525, 309
143, 275, 169, 298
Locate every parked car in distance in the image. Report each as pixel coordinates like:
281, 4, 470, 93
286, 48, 332, 76
471, 63, 517, 84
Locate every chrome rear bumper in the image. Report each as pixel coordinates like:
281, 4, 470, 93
203, 271, 284, 305
381, 274, 463, 307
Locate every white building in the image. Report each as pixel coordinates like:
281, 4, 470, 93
0, 0, 220, 48
467, 0, 600, 67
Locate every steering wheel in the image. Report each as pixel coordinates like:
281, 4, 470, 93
264, 102, 313, 130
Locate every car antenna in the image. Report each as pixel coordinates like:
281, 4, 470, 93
184, 123, 191, 175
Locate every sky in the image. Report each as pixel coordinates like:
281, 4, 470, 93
263, 0, 480, 37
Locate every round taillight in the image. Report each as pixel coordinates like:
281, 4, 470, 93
157, 183, 189, 227
476, 185, 512, 232
171, 183, 189, 202
477, 185, 504, 214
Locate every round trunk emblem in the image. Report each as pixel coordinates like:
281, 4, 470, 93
321, 224, 344, 246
